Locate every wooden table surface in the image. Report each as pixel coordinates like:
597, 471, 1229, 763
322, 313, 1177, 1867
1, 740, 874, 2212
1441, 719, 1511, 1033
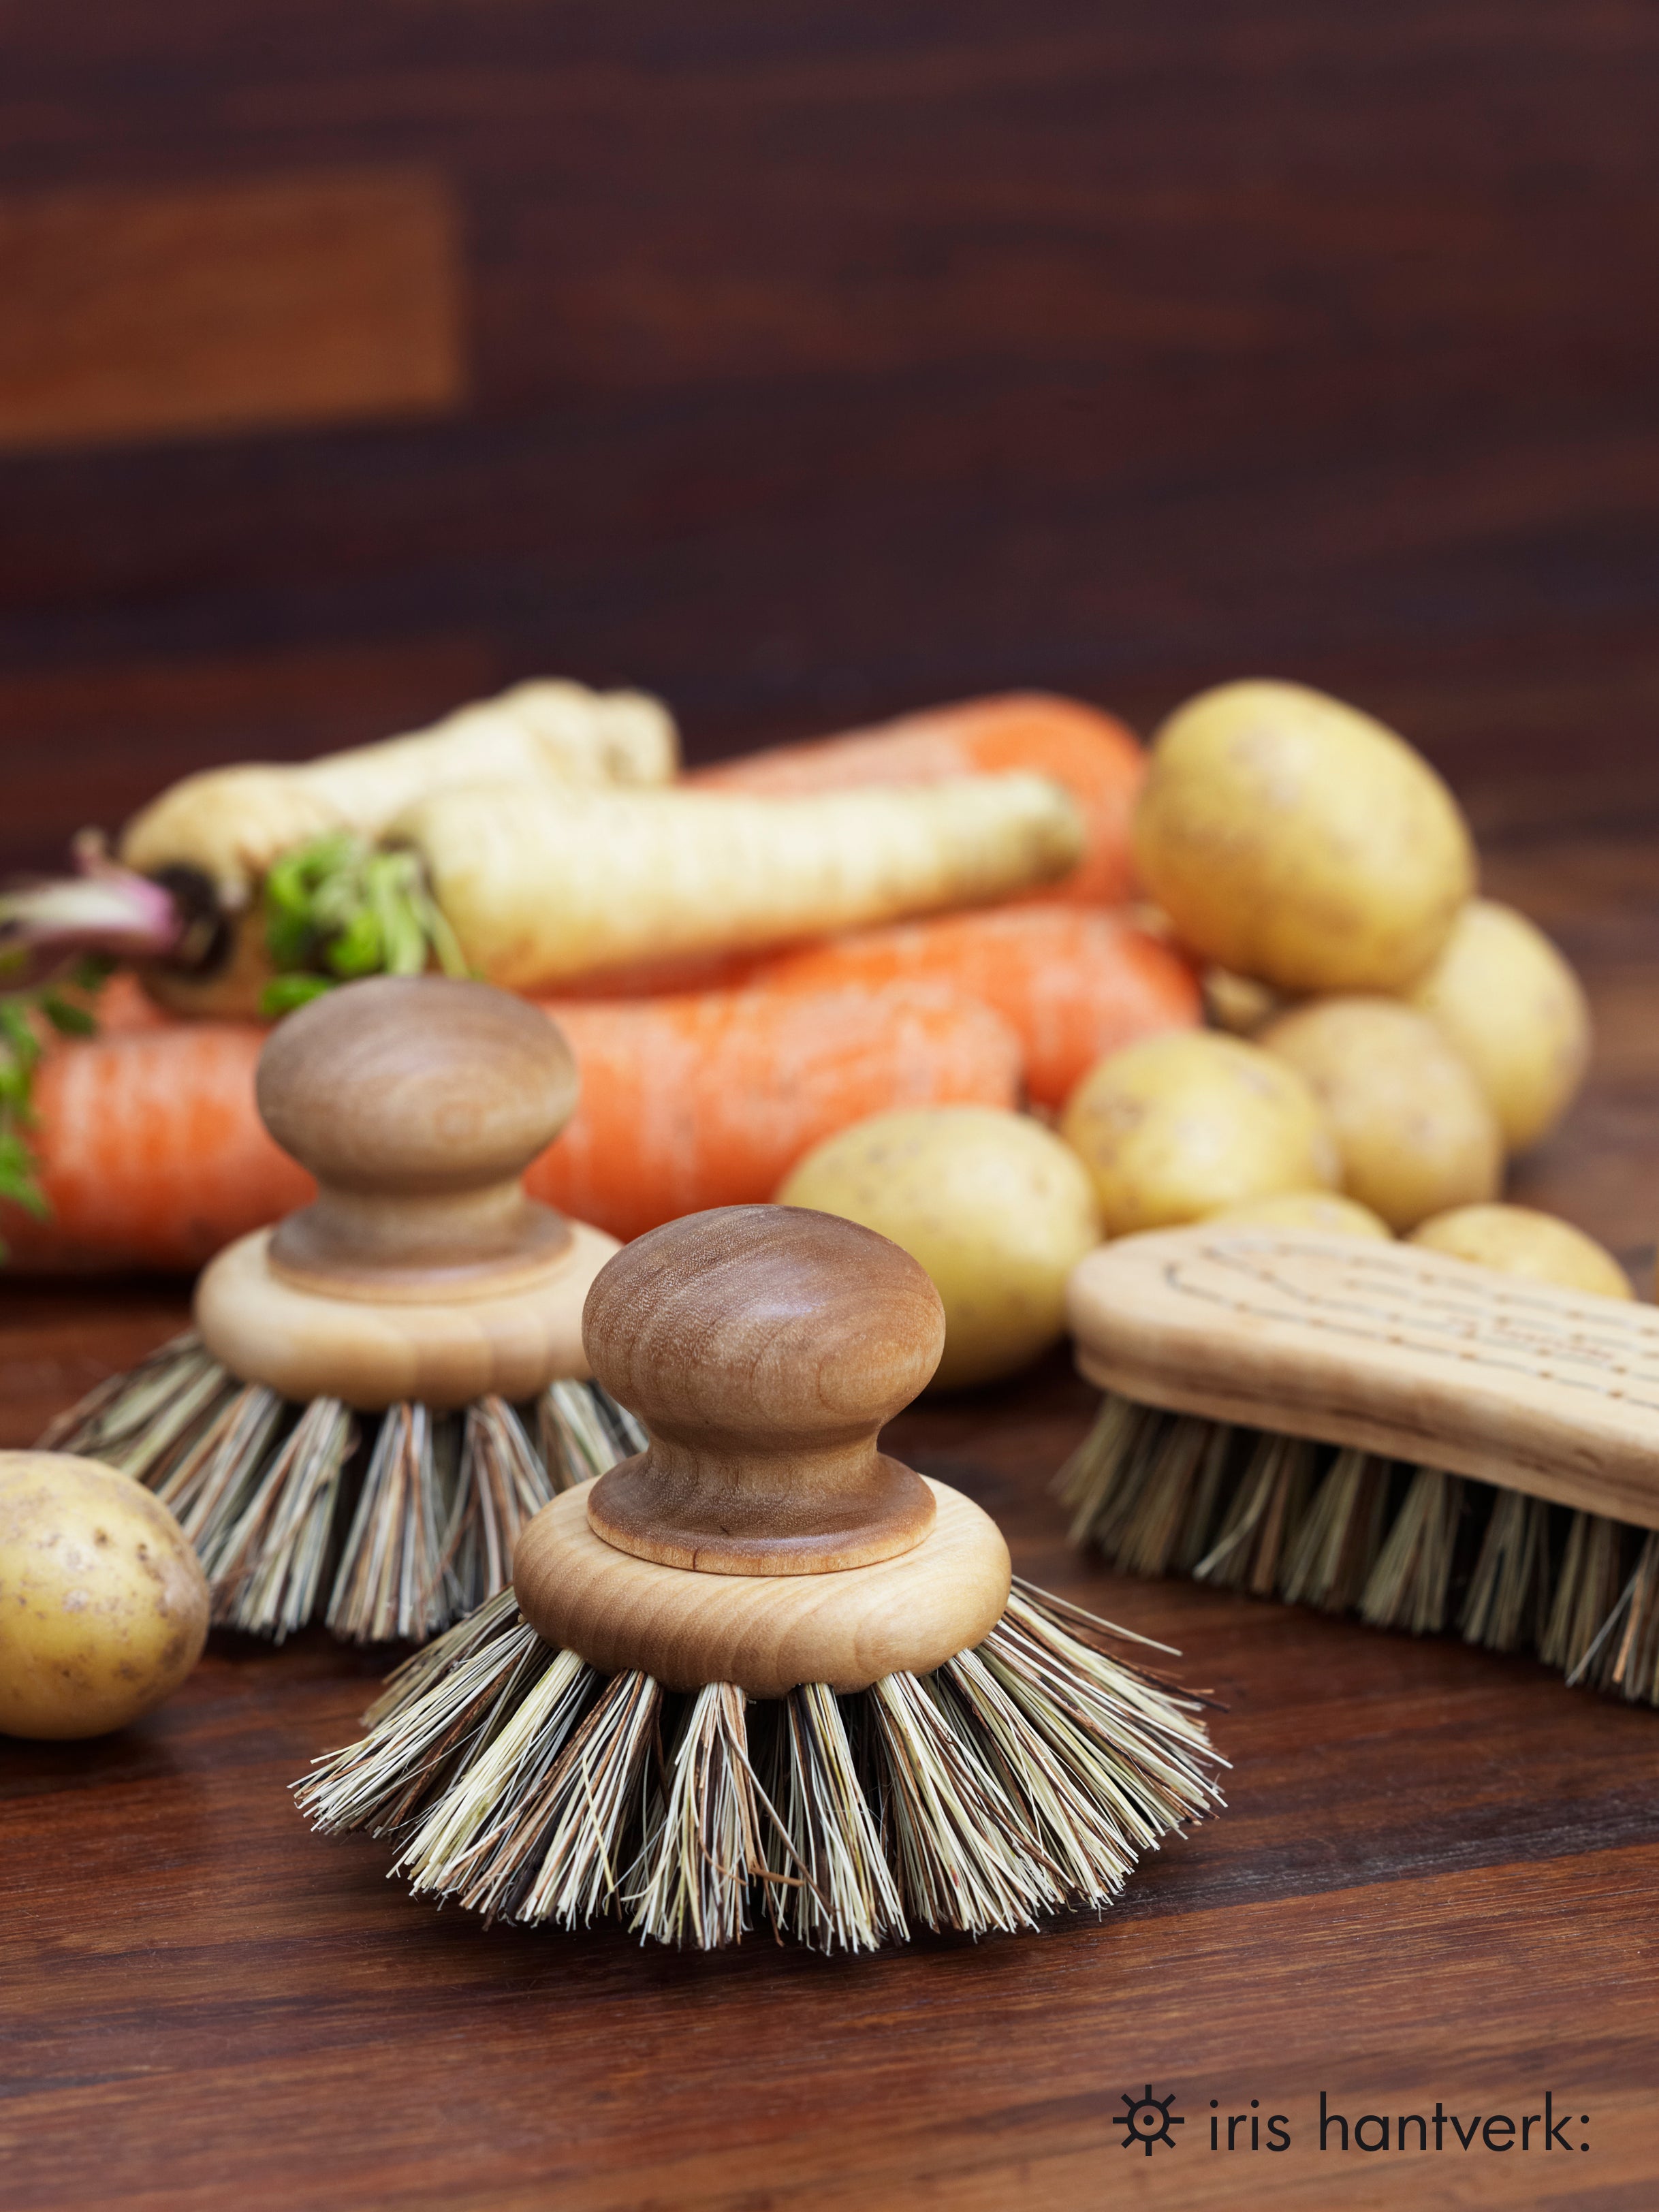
4, 820, 1658, 2210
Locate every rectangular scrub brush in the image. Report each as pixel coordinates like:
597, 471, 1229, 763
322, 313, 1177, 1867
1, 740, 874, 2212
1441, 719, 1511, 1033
1061, 1224, 1659, 1703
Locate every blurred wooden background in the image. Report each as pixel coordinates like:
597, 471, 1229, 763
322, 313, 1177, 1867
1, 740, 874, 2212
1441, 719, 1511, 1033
3, 1, 1659, 875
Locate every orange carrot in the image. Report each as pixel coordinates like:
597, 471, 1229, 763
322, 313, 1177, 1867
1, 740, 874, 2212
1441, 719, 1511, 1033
691, 693, 1146, 905
742, 905, 1201, 1110
3, 983, 1018, 1267
2, 1019, 312, 1272
524, 985, 1021, 1240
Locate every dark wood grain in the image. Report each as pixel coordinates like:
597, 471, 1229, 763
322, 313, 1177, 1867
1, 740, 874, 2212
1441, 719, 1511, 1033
0, 170, 464, 452
3, 3, 1659, 869
3, 825, 1658, 2208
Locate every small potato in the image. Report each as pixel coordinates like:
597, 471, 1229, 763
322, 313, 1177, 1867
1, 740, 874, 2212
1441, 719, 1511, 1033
1410, 1204, 1631, 1300
1060, 1030, 1338, 1237
1212, 1190, 1393, 1240
778, 1106, 1101, 1388
1406, 898, 1590, 1152
1135, 680, 1474, 994
1261, 998, 1502, 1232
0, 1453, 208, 1739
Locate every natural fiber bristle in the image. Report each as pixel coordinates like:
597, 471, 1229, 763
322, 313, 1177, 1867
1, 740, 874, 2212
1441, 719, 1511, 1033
292, 1581, 1224, 1953
1279, 1448, 1389, 1614
629, 1684, 775, 1948
762, 1682, 905, 1954
1194, 1433, 1313, 1597
1062, 1389, 1659, 1705
41, 1336, 647, 1645
1572, 1532, 1659, 1704
1359, 1468, 1465, 1637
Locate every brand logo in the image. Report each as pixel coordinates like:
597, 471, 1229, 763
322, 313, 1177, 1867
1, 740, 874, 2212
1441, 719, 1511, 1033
1110, 2085, 1591, 2157
1114, 2085, 1184, 2155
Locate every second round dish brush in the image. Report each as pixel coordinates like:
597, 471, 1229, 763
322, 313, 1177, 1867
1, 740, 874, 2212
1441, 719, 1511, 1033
40, 976, 644, 1643
296, 1203, 1224, 1952
1062, 1222, 1659, 1703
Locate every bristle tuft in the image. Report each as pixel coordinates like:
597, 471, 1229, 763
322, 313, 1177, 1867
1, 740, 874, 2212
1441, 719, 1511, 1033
1460, 1488, 1551, 1654
628, 1684, 773, 1948
1359, 1468, 1464, 1634
1194, 1433, 1314, 1596
1541, 1512, 1628, 1677
1279, 1448, 1389, 1613
761, 1684, 906, 1954
44, 1350, 639, 1647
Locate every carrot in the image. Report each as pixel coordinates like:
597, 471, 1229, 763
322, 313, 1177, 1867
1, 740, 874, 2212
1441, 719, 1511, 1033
1, 983, 1018, 1267
525, 985, 1020, 1242
742, 905, 1201, 1109
691, 693, 1146, 905
1, 1019, 312, 1272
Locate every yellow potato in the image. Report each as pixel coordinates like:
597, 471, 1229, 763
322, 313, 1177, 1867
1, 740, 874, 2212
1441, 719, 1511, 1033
1059, 1031, 1337, 1237
1261, 998, 1502, 1232
0, 1453, 208, 1739
778, 1106, 1101, 1388
1134, 680, 1475, 994
1212, 1190, 1393, 1239
1406, 898, 1590, 1152
1410, 1204, 1631, 1300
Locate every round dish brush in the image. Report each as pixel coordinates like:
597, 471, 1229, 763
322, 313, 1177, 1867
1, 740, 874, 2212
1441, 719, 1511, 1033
295, 1203, 1224, 1952
40, 977, 644, 1644
1062, 1222, 1659, 1703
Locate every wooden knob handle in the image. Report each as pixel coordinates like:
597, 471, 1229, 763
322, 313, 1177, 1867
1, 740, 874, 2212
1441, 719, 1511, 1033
258, 976, 577, 1298
582, 1204, 944, 1575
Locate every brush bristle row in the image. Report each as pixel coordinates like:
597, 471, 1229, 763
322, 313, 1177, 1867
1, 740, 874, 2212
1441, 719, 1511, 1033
38, 1331, 647, 1644
292, 1580, 1224, 1952
1060, 1389, 1659, 1703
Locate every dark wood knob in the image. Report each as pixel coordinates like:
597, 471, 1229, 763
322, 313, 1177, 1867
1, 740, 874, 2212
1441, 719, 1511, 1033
258, 977, 576, 1295
582, 1203, 944, 1575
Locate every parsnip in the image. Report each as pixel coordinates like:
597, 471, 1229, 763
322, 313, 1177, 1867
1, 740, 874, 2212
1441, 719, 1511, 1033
399, 774, 1084, 992
119, 680, 678, 906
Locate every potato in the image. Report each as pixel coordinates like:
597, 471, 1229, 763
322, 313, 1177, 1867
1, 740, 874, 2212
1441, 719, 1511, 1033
0, 1453, 208, 1739
777, 1106, 1101, 1388
1261, 998, 1502, 1232
1134, 680, 1474, 994
1059, 1031, 1337, 1237
1406, 898, 1590, 1152
1410, 1204, 1631, 1300
1212, 1190, 1392, 1239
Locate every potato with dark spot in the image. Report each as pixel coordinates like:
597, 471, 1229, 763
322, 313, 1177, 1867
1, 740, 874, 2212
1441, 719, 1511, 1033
1134, 681, 1475, 994
0, 1452, 208, 1739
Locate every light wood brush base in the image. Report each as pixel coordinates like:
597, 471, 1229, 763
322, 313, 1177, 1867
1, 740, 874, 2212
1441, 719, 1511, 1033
514, 1476, 1012, 1695
195, 1218, 619, 1411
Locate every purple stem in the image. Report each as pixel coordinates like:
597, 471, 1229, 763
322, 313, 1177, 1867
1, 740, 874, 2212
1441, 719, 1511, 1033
0, 855, 187, 991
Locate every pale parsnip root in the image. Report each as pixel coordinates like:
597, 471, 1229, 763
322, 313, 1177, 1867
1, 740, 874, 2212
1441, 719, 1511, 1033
400, 774, 1085, 992
118, 680, 679, 906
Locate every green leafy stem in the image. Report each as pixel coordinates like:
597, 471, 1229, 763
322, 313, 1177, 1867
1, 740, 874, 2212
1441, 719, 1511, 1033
259, 834, 469, 1016
0, 960, 112, 1238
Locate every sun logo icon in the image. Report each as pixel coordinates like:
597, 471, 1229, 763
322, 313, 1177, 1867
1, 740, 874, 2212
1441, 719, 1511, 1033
1114, 2084, 1184, 2155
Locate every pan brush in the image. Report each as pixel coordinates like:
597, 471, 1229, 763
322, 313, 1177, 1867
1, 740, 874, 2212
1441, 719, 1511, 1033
40, 976, 643, 1643
1060, 1222, 1659, 1703
295, 1203, 1223, 1951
